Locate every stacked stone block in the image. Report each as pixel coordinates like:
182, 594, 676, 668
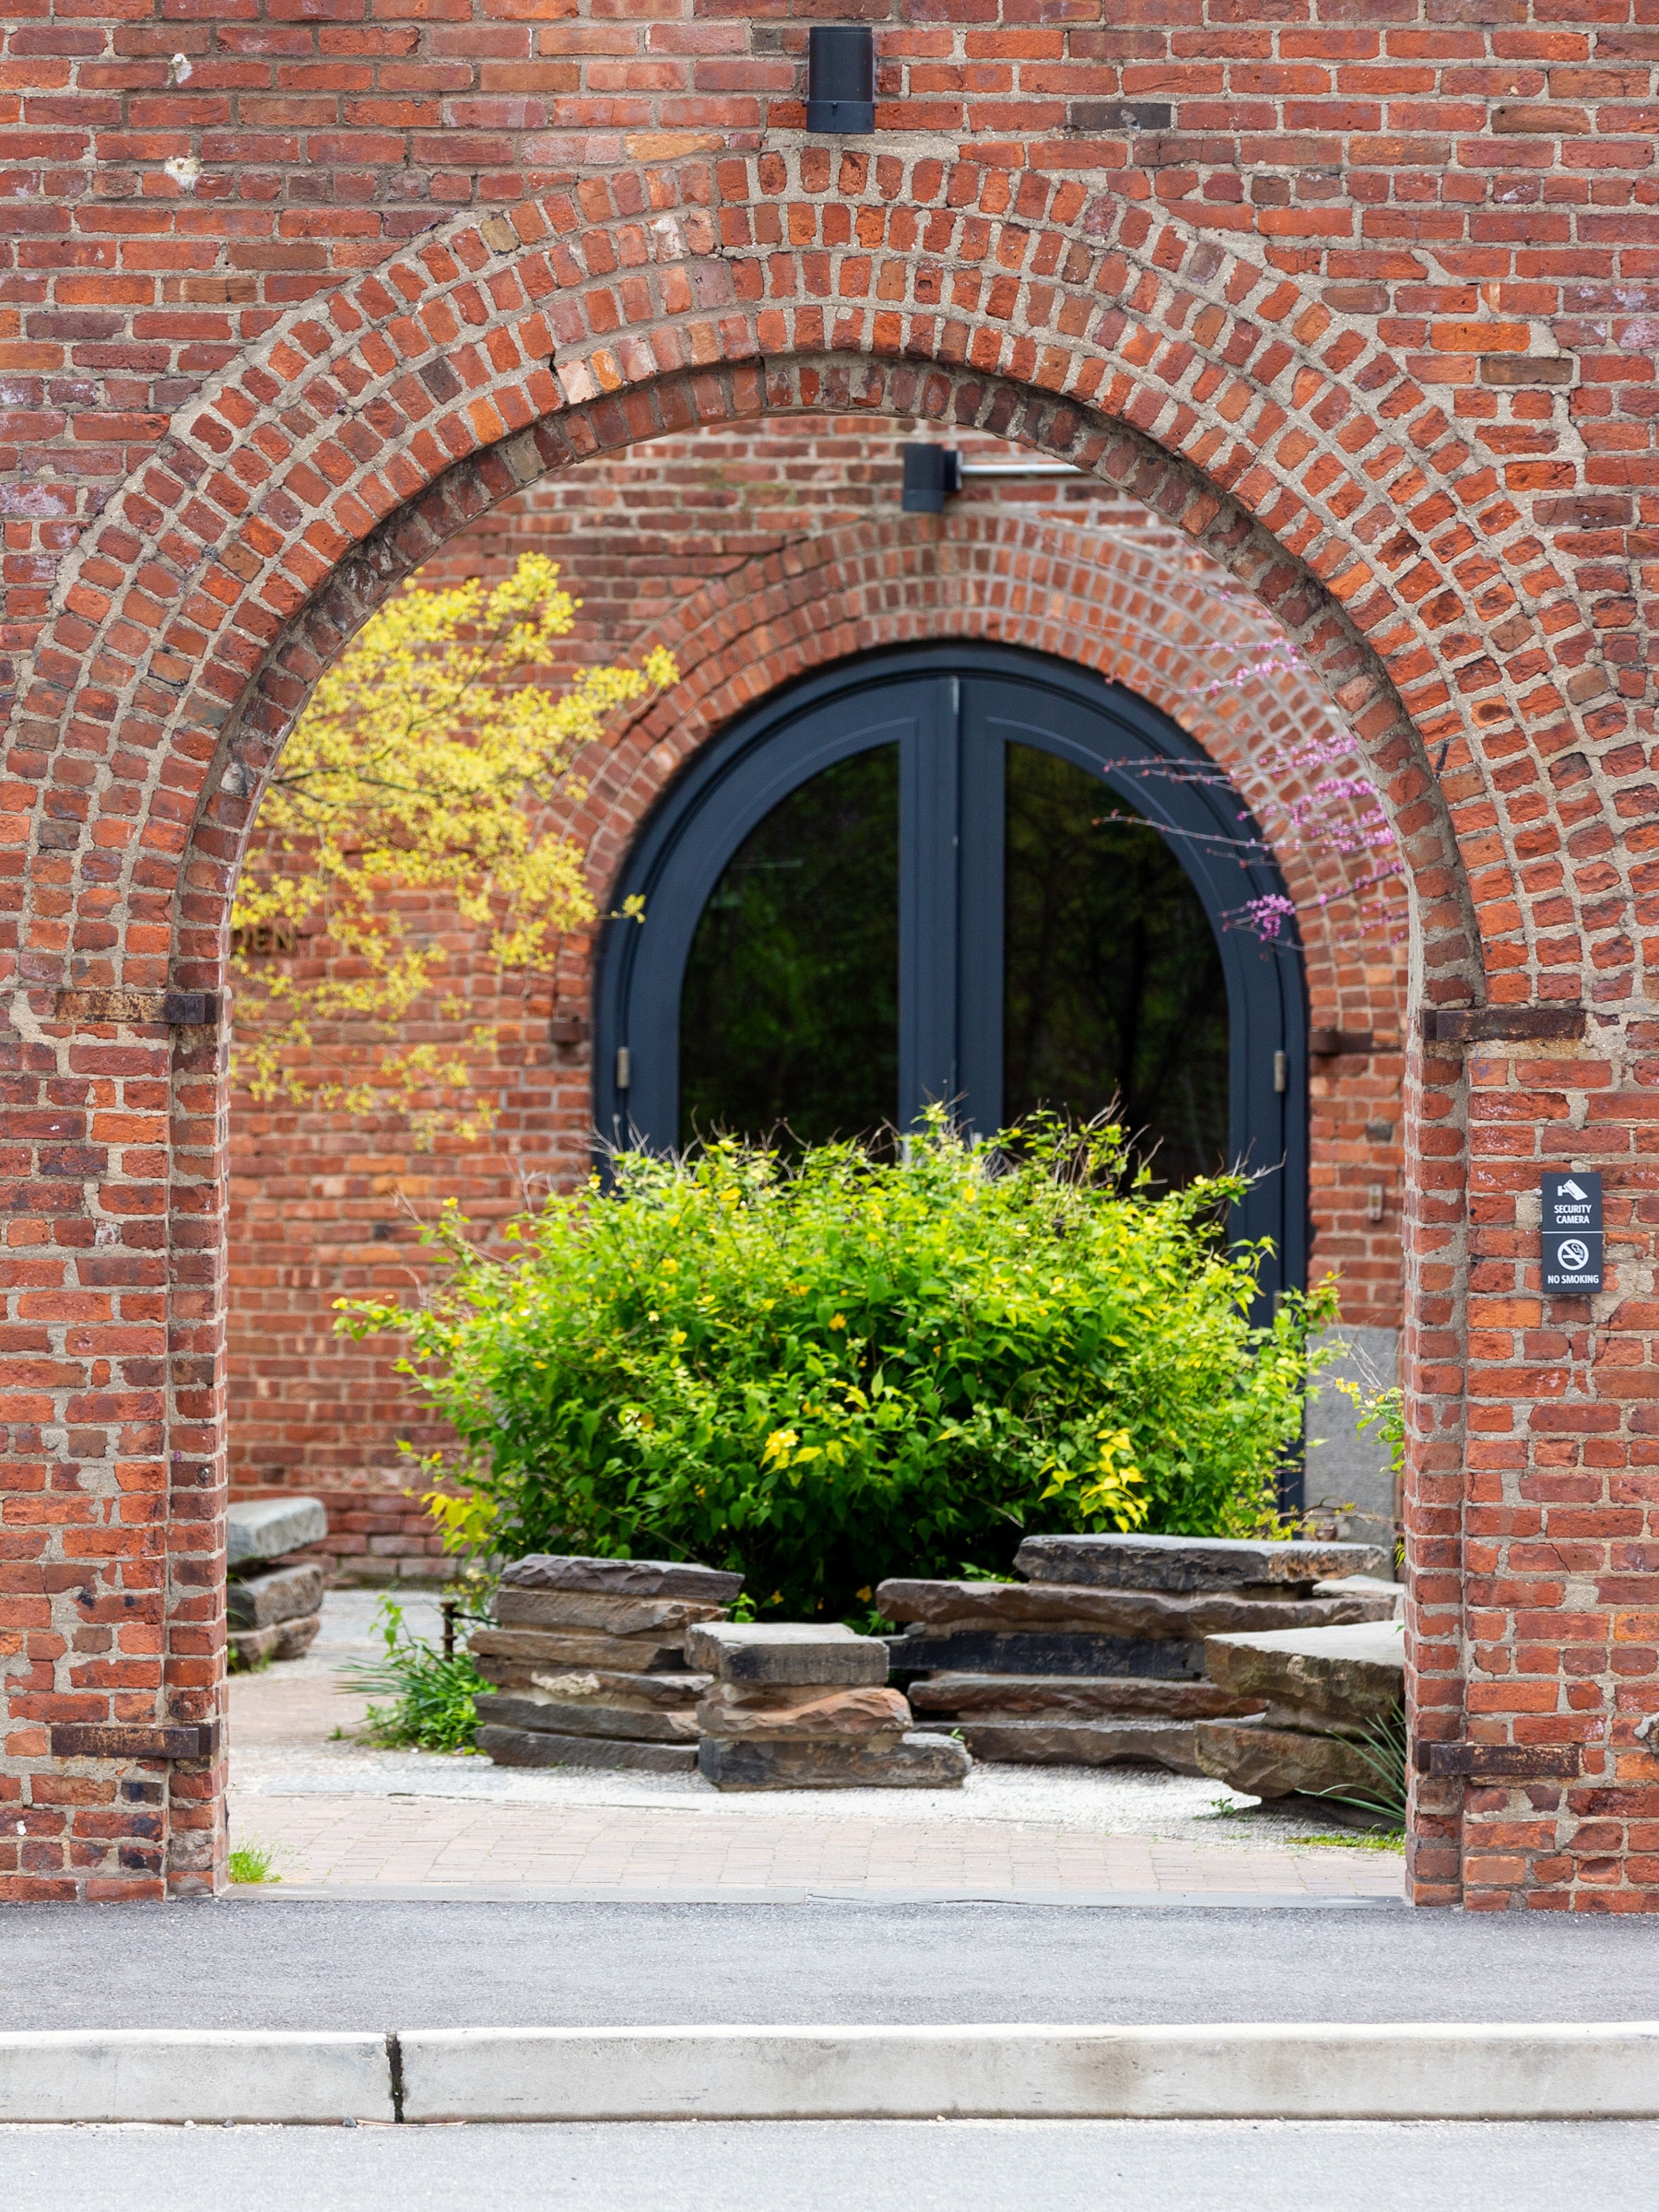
226, 1498, 330, 1669
471, 1555, 741, 1774
689, 1623, 971, 1792
1195, 1621, 1407, 1824
891, 1533, 1393, 1773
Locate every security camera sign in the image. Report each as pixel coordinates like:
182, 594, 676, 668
1541, 1171, 1603, 1294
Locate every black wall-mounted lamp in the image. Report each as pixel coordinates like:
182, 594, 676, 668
900, 442, 1085, 511
806, 25, 875, 135
901, 445, 962, 512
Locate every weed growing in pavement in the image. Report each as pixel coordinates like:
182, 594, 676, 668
228, 1840, 281, 1884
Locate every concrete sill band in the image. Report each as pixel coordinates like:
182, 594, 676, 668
6, 2025, 1659, 2124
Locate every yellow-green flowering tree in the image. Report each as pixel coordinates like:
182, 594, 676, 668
231, 554, 676, 1136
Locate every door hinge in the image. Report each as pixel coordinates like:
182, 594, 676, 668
1274, 1050, 1288, 1094
615, 1045, 631, 1091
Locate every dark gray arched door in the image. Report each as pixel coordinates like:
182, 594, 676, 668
594, 643, 1307, 1307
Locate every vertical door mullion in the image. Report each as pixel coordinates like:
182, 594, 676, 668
899, 678, 960, 1128
957, 688, 1004, 1140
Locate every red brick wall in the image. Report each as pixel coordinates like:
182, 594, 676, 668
2, 13, 1652, 1908
225, 417, 1409, 1534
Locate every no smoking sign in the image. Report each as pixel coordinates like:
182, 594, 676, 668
1541, 1170, 1603, 1294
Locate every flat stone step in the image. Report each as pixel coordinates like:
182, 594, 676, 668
906, 1673, 1261, 1721
473, 1692, 699, 1744
1013, 1533, 1390, 1594
1195, 1717, 1394, 1807
228, 1613, 321, 1669
226, 1497, 328, 1570
687, 1622, 888, 1688
227, 1562, 324, 1631
496, 1589, 727, 1636
877, 1578, 1396, 1639
474, 1726, 700, 1775
698, 1730, 971, 1792
887, 1630, 1206, 1680
954, 1716, 1202, 1774
500, 1555, 743, 1604
1204, 1621, 1406, 1734
469, 1628, 689, 1675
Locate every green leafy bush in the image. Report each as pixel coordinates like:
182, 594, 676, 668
338, 1598, 488, 1753
341, 1120, 1334, 1618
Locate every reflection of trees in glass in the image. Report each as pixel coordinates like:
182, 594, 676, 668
680, 747, 899, 1149
1004, 745, 1230, 1188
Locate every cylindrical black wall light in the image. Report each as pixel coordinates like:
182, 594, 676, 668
900, 445, 962, 513
806, 26, 875, 135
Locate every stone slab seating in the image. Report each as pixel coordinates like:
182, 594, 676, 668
1011, 1532, 1390, 1594
689, 1622, 971, 1791
227, 1497, 329, 1571
1194, 1621, 1407, 1821
472, 1555, 738, 1774
225, 1497, 330, 1668
884, 1534, 1395, 1774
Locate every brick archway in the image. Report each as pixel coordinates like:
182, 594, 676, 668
226, 498, 1414, 1556
5, 152, 1629, 1910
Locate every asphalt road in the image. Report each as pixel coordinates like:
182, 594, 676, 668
8, 1898, 1659, 2030
7, 2120, 1659, 2212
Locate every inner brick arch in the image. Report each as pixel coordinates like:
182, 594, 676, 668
9, 157, 1568, 1906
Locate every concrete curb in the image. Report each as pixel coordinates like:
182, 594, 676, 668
396, 2023, 1659, 2122
6, 2023, 1659, 2124
0, 2031, 394, 2124
232, 1884, 1403, 1908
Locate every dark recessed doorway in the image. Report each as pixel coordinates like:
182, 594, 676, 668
595, 644, 1306, 1305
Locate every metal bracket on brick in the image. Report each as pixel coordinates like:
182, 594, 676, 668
1413, 1741, 1580, 1782
53, 988, 221, 1027
50, 1722, 222, 1762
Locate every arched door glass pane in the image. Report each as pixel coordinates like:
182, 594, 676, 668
679, 745, 900, 1147
1003, 743, 1230, 1186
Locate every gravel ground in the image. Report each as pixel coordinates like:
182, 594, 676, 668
229, 1591, 1399, 1858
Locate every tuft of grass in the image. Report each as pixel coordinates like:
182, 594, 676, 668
1294, 1830, 1406, 1853
338, 1597, 487, 1754
228, 1840, 281, 1885
1310, 1701, 1409, 1829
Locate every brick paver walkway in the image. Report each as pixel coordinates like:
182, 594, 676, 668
229, 1787, 1402, 1899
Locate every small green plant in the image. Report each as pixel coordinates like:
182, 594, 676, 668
1335, 1380, 1405, 1483
338, 1598, 488, 1754
228, 1840, 281, 1885
1312, 1700, 1409, 1829
1205, 1795, 1253, 1819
